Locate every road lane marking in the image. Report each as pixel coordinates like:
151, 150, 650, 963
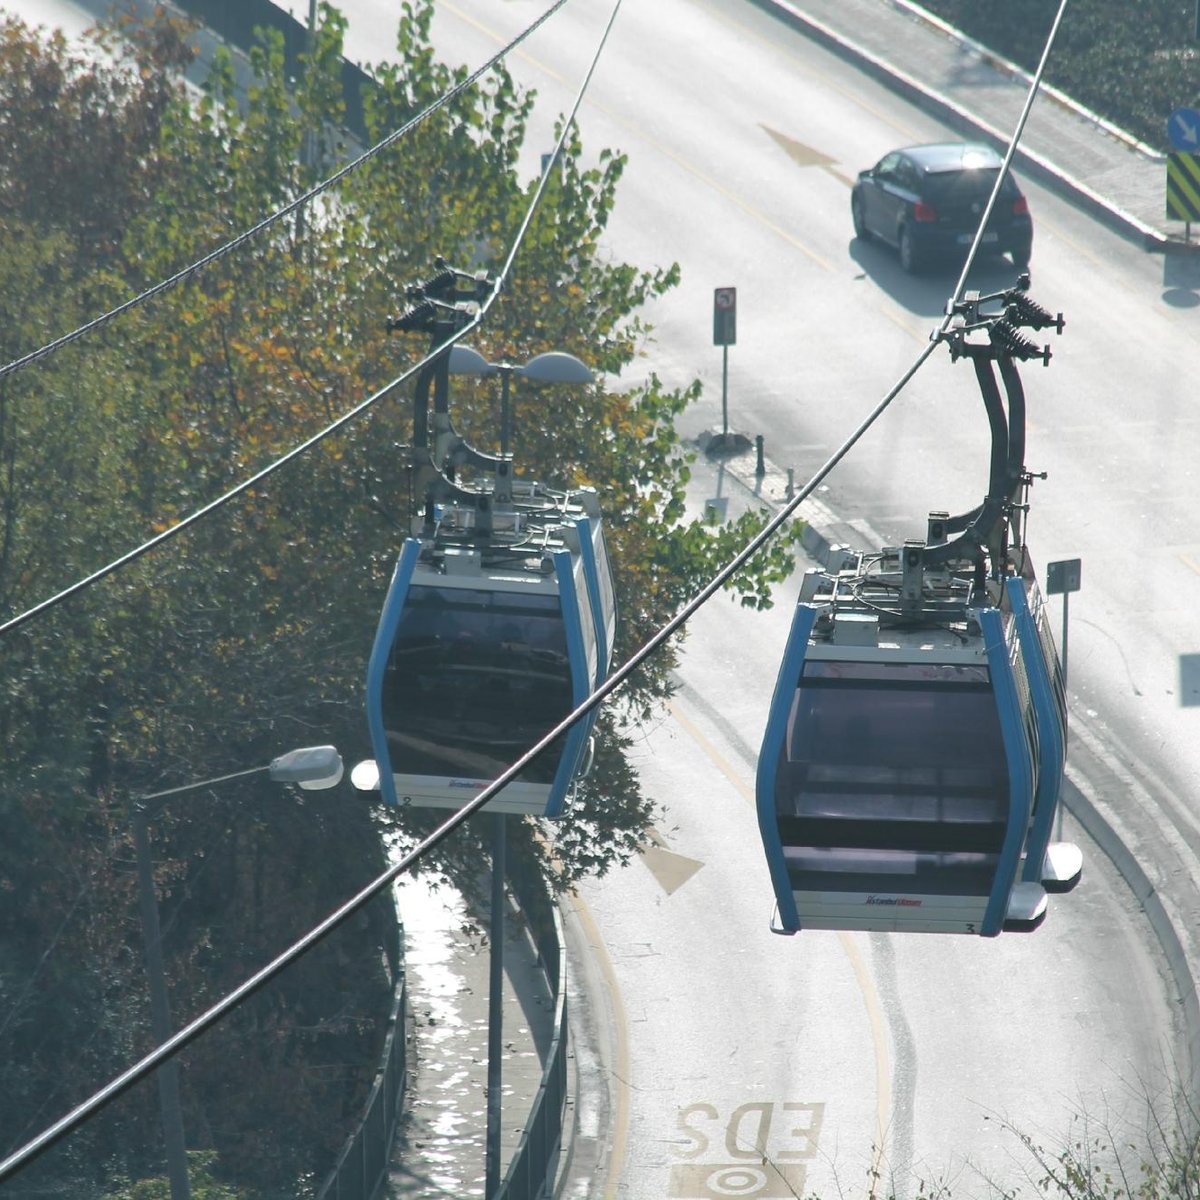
672, 1100, 825, 1196
761, 124, 857, 187
694, 0, 926, 141
876, 302, 930, 344
623, 134, 836, 271
640, 827, 706, 894
440, 0, 835, 270
441, 0, 570, 83
668, 697, 892, 1181
567, 892, 633, 1200
839, 933, 892, 1163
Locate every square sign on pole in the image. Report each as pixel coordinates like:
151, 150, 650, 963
1046, 556, 1081, 694
713, 286, 737, 346
1045, 558, 1081, 595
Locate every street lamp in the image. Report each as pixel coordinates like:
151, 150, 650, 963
132, 745, 343, 1200
446, 346, 592, 1196
448, 345, 593, 467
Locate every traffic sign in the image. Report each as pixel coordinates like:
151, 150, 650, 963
1168, 107, 1200, 152
1046, 558, 1081, 596
1166, 152, 1200, 221
713, 286, 737, 346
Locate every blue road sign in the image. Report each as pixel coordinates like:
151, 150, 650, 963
1168, 107, 1200, 152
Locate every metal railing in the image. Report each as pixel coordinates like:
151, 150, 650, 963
171, 0, 375, 143
313, 861, 567, 1200
496, 866, 570, 1200
314, 969, 407, 1200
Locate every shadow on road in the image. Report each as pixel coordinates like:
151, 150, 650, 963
1162, 252, 1200, 308
848, 235, 1034, 317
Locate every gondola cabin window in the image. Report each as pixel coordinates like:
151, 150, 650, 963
775, 661, 1009, 896
382, 584, 573, 784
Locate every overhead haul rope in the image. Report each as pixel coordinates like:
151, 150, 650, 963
945, 1, 1069, 313
0, 0, 1067, 1179
0, 0, 603, 642
898, 0, 1070, 380
0, 0, 573, 383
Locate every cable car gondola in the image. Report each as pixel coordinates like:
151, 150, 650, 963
355, 262, 616, 817
361, 492, 611, 816
756, 282, 1080, 935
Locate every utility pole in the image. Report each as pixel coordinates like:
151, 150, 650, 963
296, 0, 319, 249
127, 748, 342, 1200
303, 0, 318, 171
133, 808, 192, 1200
485, 814, 506, 1197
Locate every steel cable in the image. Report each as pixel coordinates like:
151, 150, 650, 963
0, 0, 572, 382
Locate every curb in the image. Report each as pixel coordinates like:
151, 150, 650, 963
744, 0, 1182, 252
884, 0, 1163, 161
1063, 756, 1200, 1099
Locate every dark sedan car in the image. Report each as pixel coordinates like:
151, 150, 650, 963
851, 143, 1033, 273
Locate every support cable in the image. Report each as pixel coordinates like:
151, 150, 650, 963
944, 1, 1070, 320
0, 0, 573, 383
0, 0, 618, 642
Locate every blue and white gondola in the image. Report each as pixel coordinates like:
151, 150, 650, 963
574, 498, 618, 679
1008, 571, 1081, 893
756, 545, 1079, 936
358, 496, 614, 818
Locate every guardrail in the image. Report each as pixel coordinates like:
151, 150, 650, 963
314, 968, 407, 1200
171, 0, 375, 143
497, 865, 570, 1200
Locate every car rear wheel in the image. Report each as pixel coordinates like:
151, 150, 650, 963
898, 225, 922, 274
851, 193, 871, 242
1011, 242, 1032, 270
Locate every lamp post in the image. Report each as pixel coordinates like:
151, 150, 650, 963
132, 745, 344, 1200
448, 347, 593, 495
446, 345, 591, 1194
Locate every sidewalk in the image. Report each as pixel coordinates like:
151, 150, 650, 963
384, 877, 555, 1199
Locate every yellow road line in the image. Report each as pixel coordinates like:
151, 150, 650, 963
567, 893, 632, 1200
647, 141, 836, 270
694, 0, 924, 141
834, 931, 892, 1169
668, 698, 892, 1181
441, 0, 834, 269
441, 0, 569, 83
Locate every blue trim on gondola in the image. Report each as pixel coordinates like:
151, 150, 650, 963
1007, 578, 1065, 884
575, 516, 610, 680
756, 603, 819, 932
546, 549, 593, 818
979, 607, 1035, 936
365, 538, 422, 810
